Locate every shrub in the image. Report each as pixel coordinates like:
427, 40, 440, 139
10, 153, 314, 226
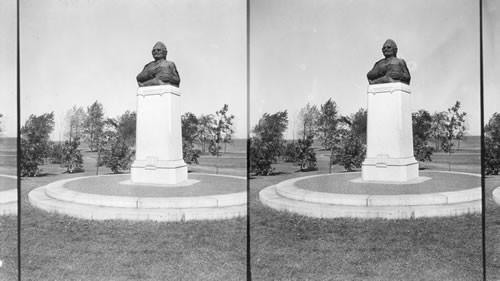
333, 133, 366, 172
295, 135, 317, 171
101, 134, 134, 173
249, 137, 275, 176
283, 142, 298, 163
485, 113, 500, 175
49, 143, 64, 164
183, 141, 201, 165
62, 138, 84, 173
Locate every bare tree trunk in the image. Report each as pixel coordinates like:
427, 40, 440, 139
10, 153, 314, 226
69, 125, 73, 143
448, 138, 452, 171
329, 147, 334, 174
216, 143, 219, 175
303, 123, 306, 141
96, 146, 101, 175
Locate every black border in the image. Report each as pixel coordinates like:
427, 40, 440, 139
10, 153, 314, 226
246, 0, 252, 280
480, 0, 486, 280
16, 0, 21, 279
11, 0, 490, 280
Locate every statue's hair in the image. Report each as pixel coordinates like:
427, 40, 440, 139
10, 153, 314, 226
384, 39, 398, 49
153, 41, 167, 52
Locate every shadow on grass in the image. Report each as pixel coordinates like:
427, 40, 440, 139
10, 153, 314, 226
248, 171, 292, 179
23, 173, 59, 178
271, 171, 292, 176
294, 167, 318, 173
101, 171, 129, 175
62, 169, 85, 175
327, 169, 361, 174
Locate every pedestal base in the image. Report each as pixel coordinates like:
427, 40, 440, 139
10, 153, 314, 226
132, 85, 188, 185
362, 156, 419, 182
362, 82, 418, 182
131, 159, 188, 185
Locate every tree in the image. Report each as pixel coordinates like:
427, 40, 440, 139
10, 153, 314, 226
62, 137, 84, 173
182, 141, 201, 165
283, 142, 298, 163
430, 111, 448, 152
197, 114, 215, 153
182, 112, 199, 145
250, 111, 288, 175
249, 137, 274, 176
116, 110, 136, 147
412, 109, 434, 163
350, 108, 367, 143
295, 134, 317, 171
100, 129, 134, 174
21, 113, 55, 177
318, 99, 338, 149
222, 126, 235, 154
101, 134, 134, 173
96, 111, 136, 175
64, 106, 87, 143
331, 116, 366, 172
485, 113, 500, 175
333, 133, 365, 172
317, 99, 339, 173
324, 109, 367, 172
297, 103, 320, 140
209, 104, 235, 174
443, 101, 467, 171
48, 142, 64, 164
84, 100, 105, 152
0, 113, 3, 136
181, 112, 201, 165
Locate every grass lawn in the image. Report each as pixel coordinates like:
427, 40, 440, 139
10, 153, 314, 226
20, 141, 247, 280
0, 137, 17, 281
250, 140, 482, 280
486, 175, 500, 280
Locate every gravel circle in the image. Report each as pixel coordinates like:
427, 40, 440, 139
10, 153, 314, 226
64, 174, 245, 197
296, 171, 479, 195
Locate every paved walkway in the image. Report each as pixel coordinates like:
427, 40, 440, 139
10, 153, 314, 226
0, 174, 17, 215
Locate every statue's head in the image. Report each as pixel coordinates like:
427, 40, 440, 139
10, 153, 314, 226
152, 41, 168, 61
382, 39, 397, 58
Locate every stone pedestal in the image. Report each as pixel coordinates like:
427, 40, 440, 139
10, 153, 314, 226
362, 82, 418, 182
131, 85, 188, 185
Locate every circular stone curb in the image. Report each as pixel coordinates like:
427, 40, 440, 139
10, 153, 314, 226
260, 171, 481, 220
275, 172, 480, 206
29, 173, 246, 222
493, 187, 500, 205
0, 174, 17, 215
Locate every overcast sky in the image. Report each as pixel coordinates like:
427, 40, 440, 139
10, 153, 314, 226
484, 0, 500, 121
21, 0, 246, 140
7, 0, 499, 139
251, 0, 482, 138
0, 0, 16, 137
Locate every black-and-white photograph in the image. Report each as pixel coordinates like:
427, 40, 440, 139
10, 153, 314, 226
250, 0, 482, 280
0, 0, 18, 280
20, 0, 246, 280
2, 0, 500, 280
484, 0, 500, 280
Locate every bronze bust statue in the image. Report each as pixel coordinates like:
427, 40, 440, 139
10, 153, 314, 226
136, 42, 180, 87
367, 39, 410, 85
